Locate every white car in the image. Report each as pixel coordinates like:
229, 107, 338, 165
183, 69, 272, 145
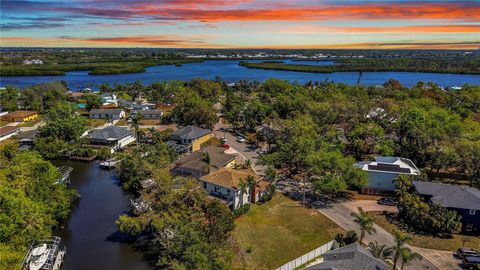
237, 136, 246, 143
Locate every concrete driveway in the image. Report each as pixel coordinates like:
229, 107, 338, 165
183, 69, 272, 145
343, 200, 398, 213
213, 119, 265, 174
415, 248, 462, 270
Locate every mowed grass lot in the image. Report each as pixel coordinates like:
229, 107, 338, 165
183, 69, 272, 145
232, 194, 344, 270
368, 212, 480, 251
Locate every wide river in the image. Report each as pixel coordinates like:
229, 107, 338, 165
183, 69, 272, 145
54, 160, 150, 270
1, 60, 479, 89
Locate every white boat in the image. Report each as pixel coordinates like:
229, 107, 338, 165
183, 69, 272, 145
31, 244, 47, 256
29, 246, 49, 270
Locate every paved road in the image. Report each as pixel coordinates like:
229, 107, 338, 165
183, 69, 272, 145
319, 203, 439, 270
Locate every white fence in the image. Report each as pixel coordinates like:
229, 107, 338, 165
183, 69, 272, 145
275, 240, 338, 270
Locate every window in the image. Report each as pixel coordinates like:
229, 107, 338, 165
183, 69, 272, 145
469, 209, 476, 215
203, 182, 207, 189
466, 224, 473, 232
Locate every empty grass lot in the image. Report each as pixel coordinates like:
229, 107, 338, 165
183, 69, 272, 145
232, 193, 344, 270
367, 212, 480, 251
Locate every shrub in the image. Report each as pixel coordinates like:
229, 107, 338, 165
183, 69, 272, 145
233, 204, 251, 218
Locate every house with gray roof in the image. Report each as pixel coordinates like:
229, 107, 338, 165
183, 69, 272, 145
305, 243, 390, 270
356, 156, 420, 194
413, 181, 480, 234
89, 109, 125, 120
86, 126, 135, 152
168, 125, 212, 152
138, 109, 163, 120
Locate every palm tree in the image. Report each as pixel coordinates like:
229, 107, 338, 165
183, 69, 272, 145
238, 179, 248, 207
392, 229, 413, 270
400, 247, 422, 270
245, 175, 260, 203
351, 207, 376, 244
367, 241, 393, 260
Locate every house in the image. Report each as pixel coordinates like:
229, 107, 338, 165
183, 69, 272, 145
199, 167, 268, 210
356, 156, 420, 194
171, 146, 238, 178
17, 129, 39, 146
305, 243, 389, 270
138, 109, 163, 120
89, 109, 125, 121
86, 126, 135, 152
413, 181, 480, 234
0, 126, 21, 141
22, 59, 43, 65
119, 100, 156, 111
65, 91, 85, 101
167, 125, 213, 152
100, 93, 117, 106
1, 110, 38, 122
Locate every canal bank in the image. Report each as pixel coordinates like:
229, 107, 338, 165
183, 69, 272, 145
53, 160, 150, 270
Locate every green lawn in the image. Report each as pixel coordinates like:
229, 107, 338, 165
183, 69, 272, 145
367, 212, 480, 251
87, 118, 108, 127
232, 193, 344, 270
19, 116, 44, 127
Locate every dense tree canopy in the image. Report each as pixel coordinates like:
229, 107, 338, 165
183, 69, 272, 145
0, 144, 77, 270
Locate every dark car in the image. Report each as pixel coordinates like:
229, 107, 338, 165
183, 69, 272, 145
457, 248, 480, 259
377, 197, 397, 206
462, 256, 480, 269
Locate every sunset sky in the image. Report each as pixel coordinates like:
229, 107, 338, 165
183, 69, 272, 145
1, 0, 479, 49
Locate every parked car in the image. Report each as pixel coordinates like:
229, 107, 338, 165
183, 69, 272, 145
457, 248, 480, 259
462, 256, 480, 269
236, 136, 246, 143
377, 197, 397, 206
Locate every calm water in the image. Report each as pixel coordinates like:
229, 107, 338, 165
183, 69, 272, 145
1, 60, 478, 89
54, 160, 150, 270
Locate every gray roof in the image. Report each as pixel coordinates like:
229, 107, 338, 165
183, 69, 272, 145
171, 125, 211, 140
87, 126, 132, 141
413, 181, 480, 210
89, 109, 124, 115
305, 243, 389, 270
139, 109, 163, 116
18, 129, 39, 140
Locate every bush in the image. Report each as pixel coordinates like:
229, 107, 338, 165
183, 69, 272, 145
335, 230, 358, 247
233, 204, 251, 218
258, 185, 276, 204
97, 147, 112, 160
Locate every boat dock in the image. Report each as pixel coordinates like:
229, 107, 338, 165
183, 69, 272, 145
56, 166, 73, 185
100, 158, 120, 168
20, 236, 66, 270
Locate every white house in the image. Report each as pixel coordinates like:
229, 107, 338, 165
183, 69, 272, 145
89, 109, 125, 121
356, 156, 420, 193
86, 126, 135, 153
100, 93, 118, 106
199, 167, 268, 210
22, 59, 43, 65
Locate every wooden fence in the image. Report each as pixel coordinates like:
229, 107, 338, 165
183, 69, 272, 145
275, 240, 338, 270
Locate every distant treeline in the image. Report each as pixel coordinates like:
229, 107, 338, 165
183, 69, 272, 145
239, 57, 480, 74
0, 59, 203, 76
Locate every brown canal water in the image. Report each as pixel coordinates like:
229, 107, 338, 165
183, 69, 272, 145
53, 160, 150, 270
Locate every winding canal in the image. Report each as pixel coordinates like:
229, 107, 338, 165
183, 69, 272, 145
53, 160, 150, 270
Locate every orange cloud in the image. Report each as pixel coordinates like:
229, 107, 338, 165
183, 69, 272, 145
262, 42, 480, 50
129, 2, 480, 22
0, 35, 226, 48
331, 25, 480, 33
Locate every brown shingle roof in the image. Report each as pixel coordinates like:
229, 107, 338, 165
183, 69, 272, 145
0, 126, 20, 136
200, 167, 260, 190
3, 110, 37, 118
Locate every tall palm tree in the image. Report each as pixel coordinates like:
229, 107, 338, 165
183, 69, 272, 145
245, 175, 260, 203
400, 247, 422, 270
350, 207, 376, 244
367, 241, 393, 260
392, 229, 413, 270
238, 179, 248, 207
